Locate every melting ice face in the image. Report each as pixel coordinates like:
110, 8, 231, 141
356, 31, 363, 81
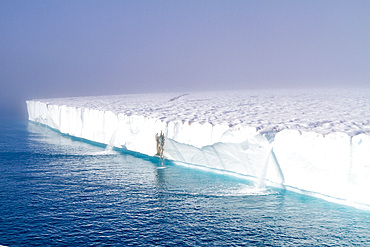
26, 89, 370, 209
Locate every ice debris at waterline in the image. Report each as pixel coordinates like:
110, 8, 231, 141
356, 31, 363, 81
26, 89, 370, 208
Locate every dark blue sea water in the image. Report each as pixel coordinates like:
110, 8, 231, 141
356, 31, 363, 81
0, 120, 369, 246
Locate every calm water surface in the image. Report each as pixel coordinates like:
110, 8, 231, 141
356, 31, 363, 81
0, 120, 369, 246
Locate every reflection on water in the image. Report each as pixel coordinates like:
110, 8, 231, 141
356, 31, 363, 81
0, 121, 369, 246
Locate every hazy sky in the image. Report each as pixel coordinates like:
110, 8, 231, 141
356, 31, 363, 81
1, 0, 369, 118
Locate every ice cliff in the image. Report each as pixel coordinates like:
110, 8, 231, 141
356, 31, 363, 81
26, 89, 370, 208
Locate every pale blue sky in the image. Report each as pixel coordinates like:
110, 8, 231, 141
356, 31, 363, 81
1, 0, 369, 118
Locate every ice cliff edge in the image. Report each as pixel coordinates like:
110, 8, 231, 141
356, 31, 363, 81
26, 90, 370, 208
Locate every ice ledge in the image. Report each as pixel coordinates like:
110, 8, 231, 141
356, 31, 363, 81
27, 89, 370, 136
26, 90, 370, 208
26, 100, 260, 150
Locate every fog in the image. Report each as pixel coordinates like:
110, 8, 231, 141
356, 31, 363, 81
1, 0, 369, 119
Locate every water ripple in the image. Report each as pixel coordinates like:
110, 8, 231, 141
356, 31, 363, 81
0, 121, 369, 246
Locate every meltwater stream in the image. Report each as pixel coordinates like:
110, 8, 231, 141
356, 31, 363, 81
0, 121, 369, 246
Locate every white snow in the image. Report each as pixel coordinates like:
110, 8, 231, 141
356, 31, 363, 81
26, 89, 370, 208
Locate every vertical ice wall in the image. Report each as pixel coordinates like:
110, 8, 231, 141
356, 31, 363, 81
274, 130, 370, 206
27, 100, 370, 207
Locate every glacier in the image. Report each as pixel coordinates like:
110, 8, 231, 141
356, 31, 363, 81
26, 89, 370, 208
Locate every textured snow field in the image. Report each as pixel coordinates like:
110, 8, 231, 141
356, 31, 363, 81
36, 88, 370, 136
27, 88, 370, 208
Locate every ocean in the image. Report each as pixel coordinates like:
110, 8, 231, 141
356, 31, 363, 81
0, 120, 369, 246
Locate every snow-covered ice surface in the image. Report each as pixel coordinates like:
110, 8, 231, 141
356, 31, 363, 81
27, 89, 370, 208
